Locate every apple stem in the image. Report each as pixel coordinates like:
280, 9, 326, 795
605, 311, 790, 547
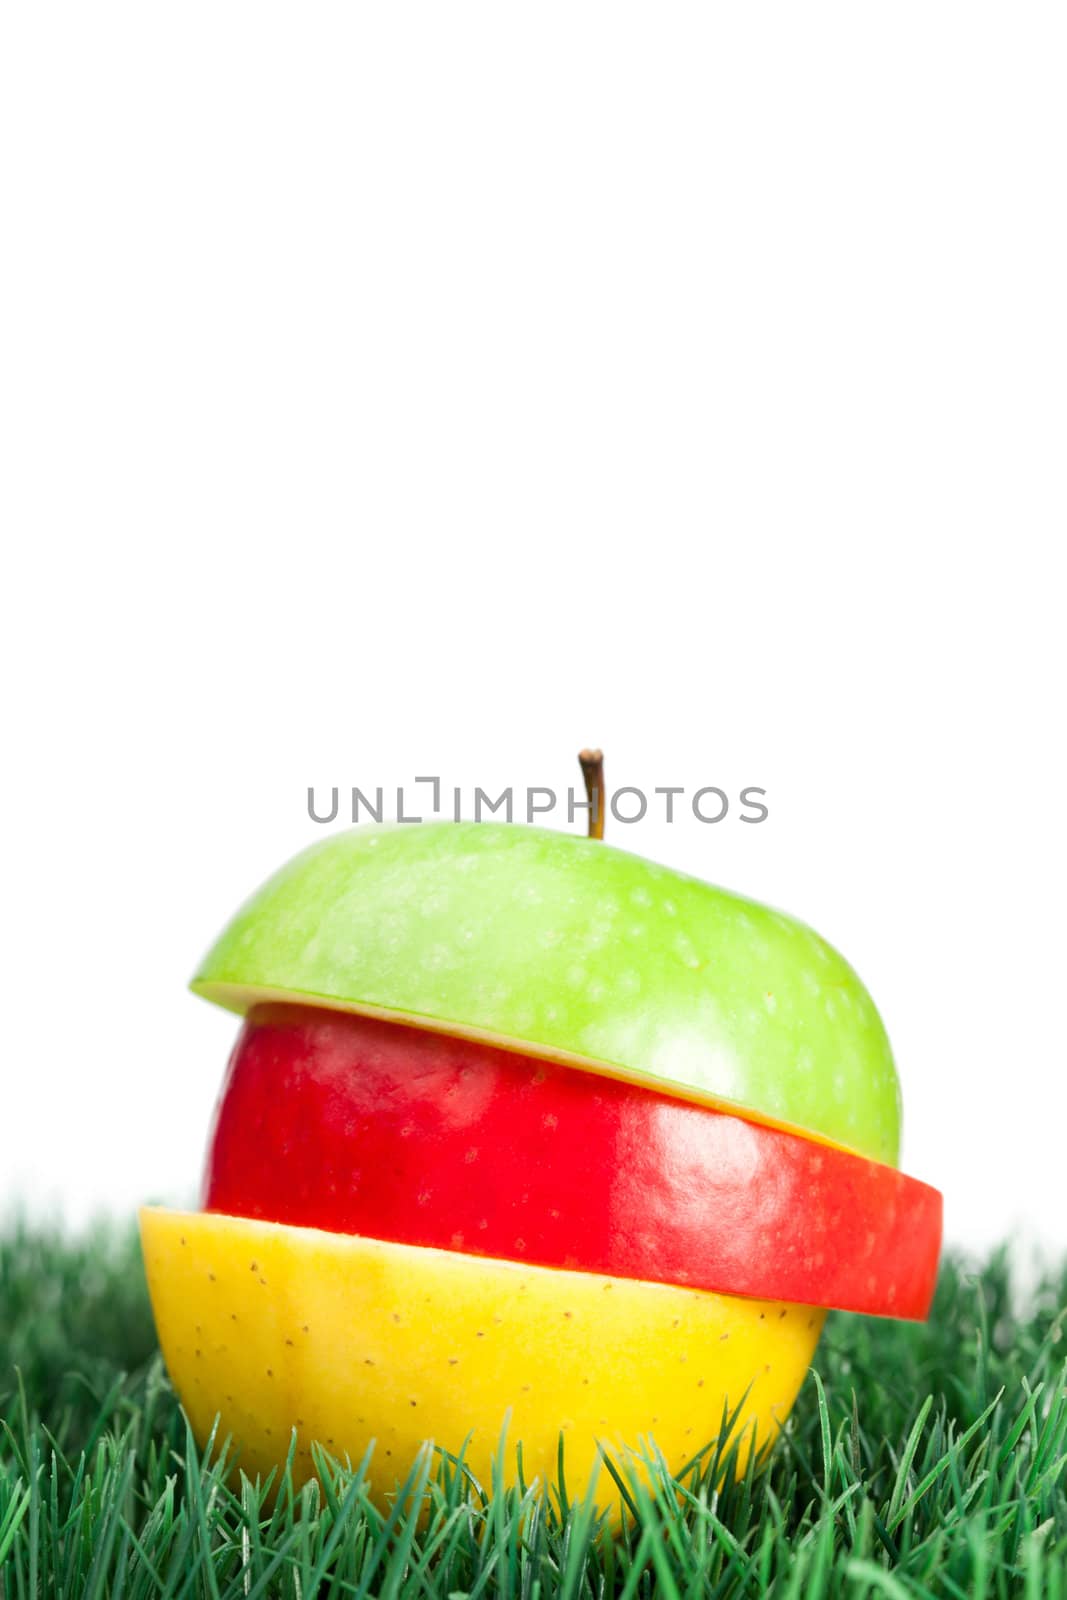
578, 748, 605, 840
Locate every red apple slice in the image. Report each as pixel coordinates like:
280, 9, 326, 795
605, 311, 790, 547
203, 1005, 942, 1319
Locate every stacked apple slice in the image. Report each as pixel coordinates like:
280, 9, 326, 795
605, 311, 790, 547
140, 822, 941, 1506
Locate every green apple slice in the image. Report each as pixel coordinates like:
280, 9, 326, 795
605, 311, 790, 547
191, 822, 901, 1164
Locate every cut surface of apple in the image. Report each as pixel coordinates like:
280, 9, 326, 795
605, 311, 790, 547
140, 1206, 826, 1513
204, 1005, 941, 1318
192, 823, 901, 1164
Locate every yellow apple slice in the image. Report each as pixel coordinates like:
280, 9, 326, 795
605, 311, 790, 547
140, 1207, 824, 1512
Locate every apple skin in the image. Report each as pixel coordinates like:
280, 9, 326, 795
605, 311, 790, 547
192, 823, 901, 1164
140, 1206, 827, 1516
203, 1006, 941, 1318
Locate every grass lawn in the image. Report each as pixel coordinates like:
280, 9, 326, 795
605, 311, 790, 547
1, 1223, 1065, 1597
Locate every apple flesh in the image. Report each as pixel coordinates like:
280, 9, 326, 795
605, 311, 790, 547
192, 822, 902, 1164
203, 1005, 941, 1319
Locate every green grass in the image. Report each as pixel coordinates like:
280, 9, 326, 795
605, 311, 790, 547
1, 1223, 1066, 1597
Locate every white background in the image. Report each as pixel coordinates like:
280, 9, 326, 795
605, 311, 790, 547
2, 6, 1064, 1258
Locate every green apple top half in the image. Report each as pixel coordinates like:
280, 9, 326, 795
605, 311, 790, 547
193, 782, 901, 1167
